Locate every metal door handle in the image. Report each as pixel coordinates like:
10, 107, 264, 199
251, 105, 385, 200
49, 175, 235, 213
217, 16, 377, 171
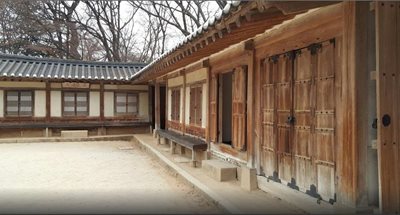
287, 116, 295, 124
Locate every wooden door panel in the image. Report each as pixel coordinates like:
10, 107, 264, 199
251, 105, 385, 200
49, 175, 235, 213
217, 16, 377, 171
232, 66, 247, 150
209, 74, 218, 142
295, 157, 313, 192
294, 49, 312, 80
293, 47, 314, 191
261, 59, 278, 178
376, 2, 400, 212
276, 54, 294, 183
263, 85, 275, 110
314, 41, 336, 202
315, 132, 335, 164
263, 126, 274, 149
262, 150, 277, 178
294, 130, 311, 157
316, 78, 335, 111
279, 155, 293, 183
317, 164, 335, 201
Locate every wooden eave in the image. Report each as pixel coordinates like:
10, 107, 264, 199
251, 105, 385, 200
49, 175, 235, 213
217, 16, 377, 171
133, 1, 340, 84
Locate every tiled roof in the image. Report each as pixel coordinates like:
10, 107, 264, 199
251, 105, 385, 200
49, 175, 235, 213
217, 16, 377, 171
0, 53, 146, 81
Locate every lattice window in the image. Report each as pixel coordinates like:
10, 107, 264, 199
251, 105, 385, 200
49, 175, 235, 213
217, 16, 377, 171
115, 92, 138, 116
189, 85, 202, 126
170, 88, 181, 121
5, 91, 33, 117
63, 91, 88, 116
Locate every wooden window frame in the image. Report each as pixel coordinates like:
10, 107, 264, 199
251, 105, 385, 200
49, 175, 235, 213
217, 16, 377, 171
114, 92, 139, 116
189, 84, 203, 127
4, 90, 34, 117
62, 90, 89, 117
170, 87, 181, 122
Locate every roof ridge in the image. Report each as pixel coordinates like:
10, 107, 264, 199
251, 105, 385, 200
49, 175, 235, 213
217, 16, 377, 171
0, 53, 147, 67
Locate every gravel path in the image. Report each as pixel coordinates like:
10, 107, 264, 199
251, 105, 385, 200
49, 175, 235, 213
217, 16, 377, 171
0, 141, 222, 214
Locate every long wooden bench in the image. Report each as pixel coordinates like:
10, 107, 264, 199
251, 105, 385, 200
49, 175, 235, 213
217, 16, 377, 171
156, 129, 207, 167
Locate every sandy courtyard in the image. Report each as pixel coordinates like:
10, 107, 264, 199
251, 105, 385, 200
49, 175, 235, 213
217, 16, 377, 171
0, 141, 222, 214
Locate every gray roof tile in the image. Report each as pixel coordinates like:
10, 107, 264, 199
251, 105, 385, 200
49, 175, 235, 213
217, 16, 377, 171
0, 53, 146, 81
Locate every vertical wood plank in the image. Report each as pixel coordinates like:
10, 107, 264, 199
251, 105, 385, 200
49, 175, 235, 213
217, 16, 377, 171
376, 1, 400, 213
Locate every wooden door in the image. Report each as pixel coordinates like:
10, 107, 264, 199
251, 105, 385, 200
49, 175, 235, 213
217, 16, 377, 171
314, 41, 336, 202
376, 2, 400, 213
293, 47, 314, 193
261, 58, 278, 179
275, 54, 294, 184
261, 40, 337, 202
209, 74, 218, 142
232, 66, 247, 151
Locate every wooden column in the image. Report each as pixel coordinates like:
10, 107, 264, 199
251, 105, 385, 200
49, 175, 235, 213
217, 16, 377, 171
154, 81, 160, 130
45, 81, 50, 121
148, 84, 153, 129
246, 49, 255, 168
337, 1, 370, 208
182, 71, 186, 134
100, 82, 104, 121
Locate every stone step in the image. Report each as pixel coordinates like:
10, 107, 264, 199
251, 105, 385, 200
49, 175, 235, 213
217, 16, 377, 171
61, 130, 88, 138
202, 159, 237, 182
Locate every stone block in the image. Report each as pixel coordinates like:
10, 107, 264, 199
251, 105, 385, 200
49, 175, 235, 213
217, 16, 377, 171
240, 166, 258, 191
61, 130, 88, 138
202, 159, 237, 181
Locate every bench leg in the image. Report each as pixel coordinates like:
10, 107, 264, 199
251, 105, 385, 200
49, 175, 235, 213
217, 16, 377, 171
170, 141, 176, 154
191, 150, 197, 167
157, 135, 160, 145
191, 150, 206, 168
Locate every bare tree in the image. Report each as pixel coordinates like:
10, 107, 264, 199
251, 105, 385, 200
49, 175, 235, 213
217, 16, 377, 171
130, 1, 224, 36
0, 0, 224, 62
75, 1, 138, 62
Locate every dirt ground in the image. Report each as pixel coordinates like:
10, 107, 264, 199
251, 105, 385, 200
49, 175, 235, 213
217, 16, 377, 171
0, 141, 222, 214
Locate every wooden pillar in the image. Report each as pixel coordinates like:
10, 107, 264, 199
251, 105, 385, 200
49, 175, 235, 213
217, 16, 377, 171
45, 81, 50, 122
246, 49, 255, 168
154, 81, 160, 130
182, 70, 186, 134
338, 1, 370, 208
100, 82, 104, 121
148, 84, 153, 130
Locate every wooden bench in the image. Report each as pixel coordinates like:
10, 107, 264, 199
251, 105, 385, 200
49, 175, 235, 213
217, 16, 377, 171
156, 129, 207, 167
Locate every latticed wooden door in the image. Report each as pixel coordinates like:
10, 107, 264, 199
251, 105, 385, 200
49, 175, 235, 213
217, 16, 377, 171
232, 66, 247, 151
209, 74, 218, 142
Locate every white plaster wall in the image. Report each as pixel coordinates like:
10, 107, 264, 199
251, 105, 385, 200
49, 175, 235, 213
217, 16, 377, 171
0, 81, 45, 88
104, 84, 148, 91
50, 91, 61, 117
186, 68, 207, 84
185, 86, 190, 125
139, 92, 149, 118
168, 76, 184, 87
34, 90, 46, 117
104, 91, 114, 117
167, 89, 171, 121
89, 91, 100, 117
0, 90, 3, 117
202, 83, 207, 128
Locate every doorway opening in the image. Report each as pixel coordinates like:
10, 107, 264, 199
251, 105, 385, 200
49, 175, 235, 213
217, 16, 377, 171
220, 72, 232, 145
159, 86, 166, 130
